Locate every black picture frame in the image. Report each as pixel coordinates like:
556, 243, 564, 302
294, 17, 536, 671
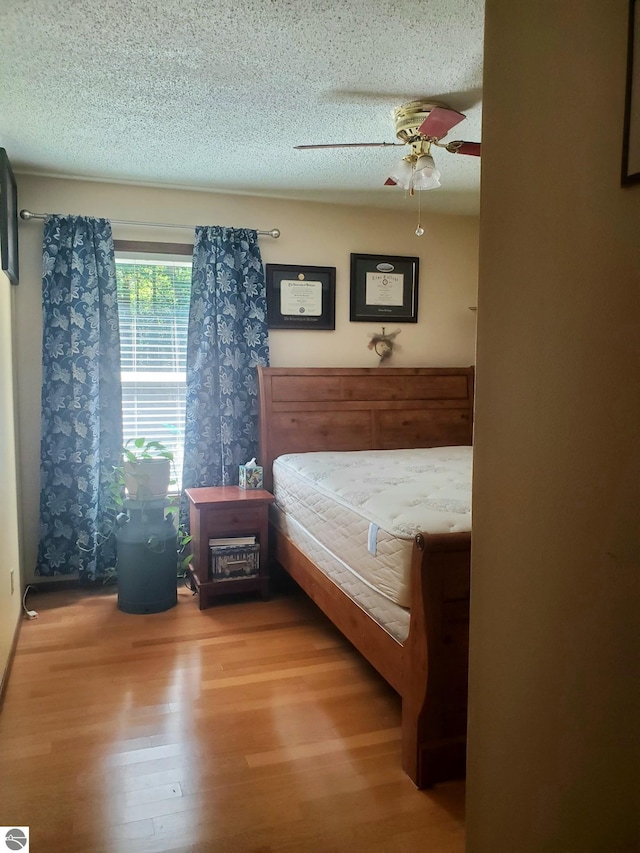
0, 148, 19, 285
266, 263, 336, 330
622, 0, 640, 185
350, 253, 419, 323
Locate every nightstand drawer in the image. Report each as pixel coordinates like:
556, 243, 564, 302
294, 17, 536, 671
210, 508, 261, 532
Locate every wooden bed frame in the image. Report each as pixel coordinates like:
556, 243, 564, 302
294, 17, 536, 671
257, 366, 474, 788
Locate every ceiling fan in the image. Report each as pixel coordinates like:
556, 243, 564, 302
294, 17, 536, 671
294, 100, 481, 194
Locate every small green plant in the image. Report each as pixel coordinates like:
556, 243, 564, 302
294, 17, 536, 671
166, 504, 193, 573
122, 437, 174, 464
122, 437, 174, 500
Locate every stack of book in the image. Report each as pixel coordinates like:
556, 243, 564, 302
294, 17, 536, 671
208, 536, 259, 581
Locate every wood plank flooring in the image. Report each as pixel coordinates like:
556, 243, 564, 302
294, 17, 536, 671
0, 584, 465, 852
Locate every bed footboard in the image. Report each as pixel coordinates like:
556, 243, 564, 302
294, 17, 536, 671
402, 531, 471, 788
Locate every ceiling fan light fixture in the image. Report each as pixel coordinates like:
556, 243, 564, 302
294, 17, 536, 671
387, 156, 414, 190
413, 163, 442, 191
414, 153, 436, 175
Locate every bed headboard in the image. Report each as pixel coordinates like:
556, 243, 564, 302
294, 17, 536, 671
258, 366, 474, 489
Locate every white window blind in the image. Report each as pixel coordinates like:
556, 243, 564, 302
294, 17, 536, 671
116, 257, 191, 490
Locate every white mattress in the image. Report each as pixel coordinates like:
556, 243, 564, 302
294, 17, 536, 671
272, 447, 472, 611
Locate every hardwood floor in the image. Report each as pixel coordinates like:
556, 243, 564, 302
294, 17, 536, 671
0, 584, 465, 852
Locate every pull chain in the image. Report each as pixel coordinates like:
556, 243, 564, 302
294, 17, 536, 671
415, 191, 424, 236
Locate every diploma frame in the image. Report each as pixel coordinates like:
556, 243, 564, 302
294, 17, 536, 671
0, 148, 19, 285
350, 253, 419, 323
266, 263, 336, 330
622, 0, 640, 185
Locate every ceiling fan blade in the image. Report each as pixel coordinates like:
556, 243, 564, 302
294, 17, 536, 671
418, 107, 466, 139
294, 142, 403, 149
445, 140, 482, 156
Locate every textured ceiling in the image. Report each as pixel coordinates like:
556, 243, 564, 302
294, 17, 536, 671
0, 0, 484, 215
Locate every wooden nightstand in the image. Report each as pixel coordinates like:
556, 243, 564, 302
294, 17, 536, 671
185, 486, 275, 610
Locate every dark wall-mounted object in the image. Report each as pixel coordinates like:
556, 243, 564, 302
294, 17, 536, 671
266, 263, 336, 330
350, 253, 419, 322
0, 148, 19, 284
622, 0, 640, 185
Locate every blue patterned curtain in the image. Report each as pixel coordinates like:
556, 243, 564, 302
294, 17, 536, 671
182, 226, 269, 505
36, 216, 122, 580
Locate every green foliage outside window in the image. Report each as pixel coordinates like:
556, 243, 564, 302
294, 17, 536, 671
117, 263, 191, 314
117, 262, 192, 372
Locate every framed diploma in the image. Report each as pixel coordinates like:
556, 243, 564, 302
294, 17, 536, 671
266, 263, 336, 330
0, 148, 19, 285
622, 0, 640, 185
350, 253, 419, 322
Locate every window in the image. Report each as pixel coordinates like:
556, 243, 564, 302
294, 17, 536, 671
115, 246, 192, 491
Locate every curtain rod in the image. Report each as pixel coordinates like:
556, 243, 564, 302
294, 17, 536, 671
19, 209, 281, 238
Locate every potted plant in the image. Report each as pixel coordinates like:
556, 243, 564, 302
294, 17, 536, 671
122, 437, 173, 500
83, 439, 192, 596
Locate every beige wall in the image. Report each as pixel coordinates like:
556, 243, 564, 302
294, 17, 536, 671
15, 175, 479, 580
0, 269, 23, 689
467, 2, 640, 851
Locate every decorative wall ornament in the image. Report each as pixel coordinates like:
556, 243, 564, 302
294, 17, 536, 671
367, 327, 401, 363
